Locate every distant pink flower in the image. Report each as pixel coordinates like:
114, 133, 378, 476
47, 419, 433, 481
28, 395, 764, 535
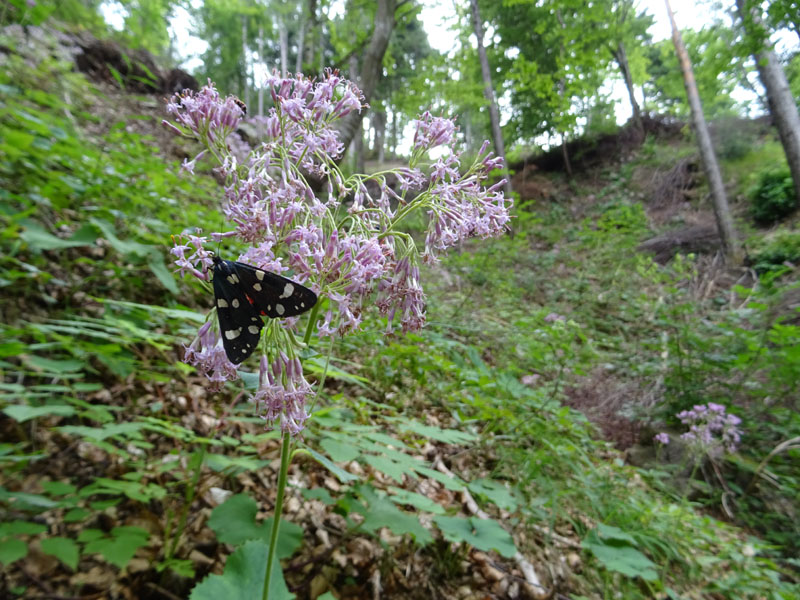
654, 432, 670, 445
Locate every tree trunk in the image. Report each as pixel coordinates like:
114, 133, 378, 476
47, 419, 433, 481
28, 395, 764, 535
736, 0, 800, 207
279, 17, 288, 76
296, 16, 306, 74
389, 107, 397, 157
257, 24, 264, 119
666, 0, 738, 260
336, 0, 396, 154
469, 0, 513, 198
303, 0, 318, 71
374, 109, 386, 164
241, 15, 250, 109
612, 41, 643, 135
349, 54, 364, 173
561, 134, 573, 177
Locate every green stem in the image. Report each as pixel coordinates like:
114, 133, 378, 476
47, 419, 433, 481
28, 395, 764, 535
303, 299, 323, 346
166, 443, 207, 560
262, 432, 292, 600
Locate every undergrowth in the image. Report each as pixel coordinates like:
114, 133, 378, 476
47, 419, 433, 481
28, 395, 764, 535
1, 28, 798, 600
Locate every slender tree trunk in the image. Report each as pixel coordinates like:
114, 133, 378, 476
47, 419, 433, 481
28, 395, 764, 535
296, 17, 306, 74
257, 24, 264, 119
336, 0, 396, 154
279, 17, 288, 76
389, 107, 397, 157
666, 0, 738, 260
561, 134, 573, 177
736, 0, 800, 207
349, 54, 364, 173
241, 15, 250, 109
469, 0, 513, 198
612, 41, 643, 135
303, 0, 318, 71
374, 109, 386, 164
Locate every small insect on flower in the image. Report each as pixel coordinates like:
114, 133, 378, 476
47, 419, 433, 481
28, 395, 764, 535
212, 256, 317, 364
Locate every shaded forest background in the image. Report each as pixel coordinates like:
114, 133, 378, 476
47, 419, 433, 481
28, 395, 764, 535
1, 1, 799, 599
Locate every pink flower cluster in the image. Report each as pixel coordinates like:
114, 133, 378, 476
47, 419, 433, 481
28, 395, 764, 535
165, 72, 512, 433
655, 403, 742, 456
677, 402, 742, 455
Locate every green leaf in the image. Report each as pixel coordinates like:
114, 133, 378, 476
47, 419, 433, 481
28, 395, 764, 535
190, 540, 294, 600
19, 220, 92, 252
387, 487, 445, 514
148, 255, 179, 294
412, 466, 466, 491
0, 537, 27, 566
392, 419, 478, 444
467, 479, 518, 512
23, 355, 86, 373
207, 494, 303, 557
40, 537, 79, 570
41, 481, 77, 496
358, 487, 432, 545
582, 527, 658, 581
362, 454, 407, 482
320, 438, 359, 463
82, 526, 149, 569
433, 516, 517, 558
306, 448, 358, 483
3, 404, 76, 423
0, 521, 47, 536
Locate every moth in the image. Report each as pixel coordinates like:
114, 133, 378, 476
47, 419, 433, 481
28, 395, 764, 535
212, 256, 317, 364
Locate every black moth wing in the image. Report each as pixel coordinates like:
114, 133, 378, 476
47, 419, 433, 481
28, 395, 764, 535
213, 259, 264, 364
212, 257, 318, 364
225, 260, 318, 319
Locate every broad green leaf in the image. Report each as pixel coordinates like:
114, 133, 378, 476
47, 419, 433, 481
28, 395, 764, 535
306, 448, 358, 483
412, 466, 466, 491
467, 479, 518, 512
3, 404, 75, 423
434, 516, 517, 558
189, 540, 293, 600
148, 255, 179, 294
19, 220, 92, 252
301, 488, 334, 505
362, 454, 407, 482
58, 422, 145, 441
207, 494, 303, 557
41, 481, 77, 496
82, 526, 149, 569
0, 521, 47, 536
320, 438, 359, 463
0, 537, 27, 565
23, 355, 85, 373
392, 419, 478, 444
40, 537, 79, 570
582, 528, 658, 581
359, 488, 432, 545
387, 487, 445, 514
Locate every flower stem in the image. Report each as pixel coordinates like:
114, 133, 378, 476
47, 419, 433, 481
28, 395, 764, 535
262, 431, 292, 600
166, 443, 206, 560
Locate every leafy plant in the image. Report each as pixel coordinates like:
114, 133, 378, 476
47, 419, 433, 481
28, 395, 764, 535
750, 168, 796, 225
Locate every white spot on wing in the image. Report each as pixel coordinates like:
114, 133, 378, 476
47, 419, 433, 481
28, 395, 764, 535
256, 270, 265, 280
217, 298, 228, 308
225, 328, 242, 340
248, 325, 259, 334
280, 283, 294, 298
232, 298, 240, 308
253, 283, 262, 291
227, 274, 239, 284
275, 303, 285, 316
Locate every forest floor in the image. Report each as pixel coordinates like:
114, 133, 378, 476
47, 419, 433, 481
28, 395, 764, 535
1, 24, 799, 600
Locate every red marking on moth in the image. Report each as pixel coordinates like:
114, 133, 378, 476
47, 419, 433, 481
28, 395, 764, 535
245, 294, 255, 305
